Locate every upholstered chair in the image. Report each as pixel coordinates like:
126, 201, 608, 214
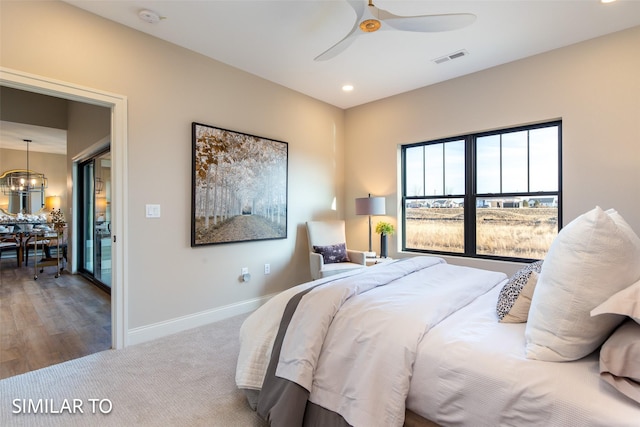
306, 220, 366, 280
0, 237, 20, 268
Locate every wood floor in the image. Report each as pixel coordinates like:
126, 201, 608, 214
0, 257, 111, 380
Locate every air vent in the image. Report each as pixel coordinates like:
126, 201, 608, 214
433, 49, 469, 64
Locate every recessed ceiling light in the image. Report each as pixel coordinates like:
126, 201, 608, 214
342, 84, 354, 92
601, 0, 616, 3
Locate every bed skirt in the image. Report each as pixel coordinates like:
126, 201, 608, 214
403, 409, 441, 427
240, 388, 440, 427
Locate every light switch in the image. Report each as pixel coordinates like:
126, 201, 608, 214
145, 204, 161, 218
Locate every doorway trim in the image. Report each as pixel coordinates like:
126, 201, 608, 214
1, 66, 128, 349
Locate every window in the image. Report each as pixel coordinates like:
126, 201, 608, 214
402, 121, 561, 261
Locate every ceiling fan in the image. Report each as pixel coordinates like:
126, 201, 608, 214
315, 0, 476, 61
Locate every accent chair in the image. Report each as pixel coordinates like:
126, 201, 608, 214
306, 220, 366, 280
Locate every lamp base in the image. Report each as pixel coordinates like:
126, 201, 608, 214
364, 251, 377, 258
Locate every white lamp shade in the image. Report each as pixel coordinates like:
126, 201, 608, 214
355, 196, 386, 216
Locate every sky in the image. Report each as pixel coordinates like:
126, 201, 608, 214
405, 125, 559, 198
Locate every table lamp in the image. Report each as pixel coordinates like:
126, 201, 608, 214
355, 194, 386, 257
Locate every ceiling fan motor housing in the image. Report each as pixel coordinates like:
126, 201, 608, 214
360, 19, 381, 33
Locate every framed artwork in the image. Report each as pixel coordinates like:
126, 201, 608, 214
191, 122, 288, 246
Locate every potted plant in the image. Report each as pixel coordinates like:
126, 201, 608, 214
375, 221, 395, 258
49, 208, 66, 233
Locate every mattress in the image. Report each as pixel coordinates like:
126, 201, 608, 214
407, 285, 640, 426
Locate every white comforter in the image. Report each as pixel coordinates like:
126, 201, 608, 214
236, 256, 508, 426
408, 285, 640, 427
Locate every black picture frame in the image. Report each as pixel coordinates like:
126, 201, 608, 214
191, 122, 288, 246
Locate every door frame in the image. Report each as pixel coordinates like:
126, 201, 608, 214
1, 66, 128, 349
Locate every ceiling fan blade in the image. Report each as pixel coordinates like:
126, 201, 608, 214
314, 1, 475, 61
314, 0, 366, 61
383, 13, 476, 33
314, 31, 360, 61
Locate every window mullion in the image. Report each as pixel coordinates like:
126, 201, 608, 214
499, 134, 503, 194
527, 130, 531, 192
441, 144, 446, 195
465, 135, 476, 255
422, 146, 426, 197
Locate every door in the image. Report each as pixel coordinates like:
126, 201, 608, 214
78, 150, 111, 291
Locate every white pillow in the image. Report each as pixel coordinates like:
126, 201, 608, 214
525, 207, 640, 361
591, 278, 640, 324
599, 320, 640, 404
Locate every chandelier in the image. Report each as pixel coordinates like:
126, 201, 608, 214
0, 139, 48, 195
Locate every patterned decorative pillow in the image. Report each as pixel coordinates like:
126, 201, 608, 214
313, 243, 350, 264
496, 260, 543, 320
500, 271, 540, 323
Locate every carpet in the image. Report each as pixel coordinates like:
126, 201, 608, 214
0, 313, 267, 426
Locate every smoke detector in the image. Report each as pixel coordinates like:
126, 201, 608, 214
138, 9, 162, 24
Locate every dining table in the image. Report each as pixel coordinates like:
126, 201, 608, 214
0, 222, 51, 267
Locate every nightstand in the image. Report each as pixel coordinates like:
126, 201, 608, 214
366, 257, 393, 266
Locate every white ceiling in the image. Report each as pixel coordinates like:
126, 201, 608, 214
2, 0, 639, 152
0, 121, 67, 155
62, 0, 640, 109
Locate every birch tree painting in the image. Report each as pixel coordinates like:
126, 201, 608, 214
191, 122, 288, 246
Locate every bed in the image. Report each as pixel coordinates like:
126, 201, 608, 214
235, 207, 640, 426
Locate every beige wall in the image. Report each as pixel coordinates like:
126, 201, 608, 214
1, 1, 346, 332
1, 92, 110, 259
0, 86, 68, 129
2, 1, 638, 339
0, 87, 69, 214
66, 101, 112, 270
344, 25, 640, 275
0, 148, 67, 213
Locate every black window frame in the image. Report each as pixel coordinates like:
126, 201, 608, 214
401, 120, 562, 262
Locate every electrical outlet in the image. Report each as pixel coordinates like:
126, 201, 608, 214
264, 264, 270, 275
241, 267, 249, 275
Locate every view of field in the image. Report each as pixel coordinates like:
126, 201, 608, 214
405, 207, 557, 259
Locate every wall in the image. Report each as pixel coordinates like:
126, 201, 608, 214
0, 148, 67, 213
0, 86, 68, 129
66, 101, 112, 272
1, 89, 111, 272
1, 1, 345, 337
344, 26, 640, 276
3, 1, 637, 343
0, 87, 69, 213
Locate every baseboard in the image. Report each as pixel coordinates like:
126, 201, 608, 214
126, 293, 275, 346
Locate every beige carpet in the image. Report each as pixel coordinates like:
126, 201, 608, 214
0, 313, 267, 426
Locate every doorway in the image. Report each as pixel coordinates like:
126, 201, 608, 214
78, 150, 112, 292
1, 66, 127, 349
